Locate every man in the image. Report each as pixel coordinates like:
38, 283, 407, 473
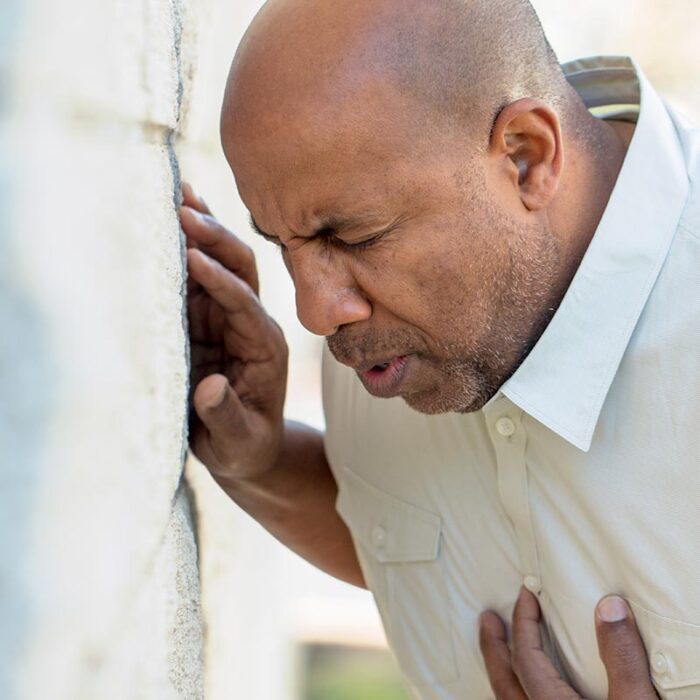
180, 0, 700, 697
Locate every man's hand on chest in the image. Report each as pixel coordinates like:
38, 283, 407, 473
479, 589, 658, 699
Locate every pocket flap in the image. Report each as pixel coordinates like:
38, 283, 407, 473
630, 601, 700, 692
336, 467, 442, 564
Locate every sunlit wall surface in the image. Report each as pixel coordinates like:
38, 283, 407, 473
184, 2, 700, 699
0, 0, 203, 698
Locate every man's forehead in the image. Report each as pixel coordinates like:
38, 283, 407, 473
245, 164, 402, 237
222, 70, 431, 162
226, 89, 447, 228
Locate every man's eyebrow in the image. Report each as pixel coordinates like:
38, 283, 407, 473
248, 212, 385, 240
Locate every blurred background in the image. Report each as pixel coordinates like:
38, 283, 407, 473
1, 1, 698, 699
183, 2, 700, 699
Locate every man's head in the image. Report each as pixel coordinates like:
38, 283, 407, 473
221, 0, 609, 413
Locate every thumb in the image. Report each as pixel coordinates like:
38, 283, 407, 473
595, 596, 658, 699
192, 374, 247, 459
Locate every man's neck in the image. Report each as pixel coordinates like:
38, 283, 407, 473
608, 119, 636, 151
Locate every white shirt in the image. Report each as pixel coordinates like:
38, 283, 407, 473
322, 56, 700, 700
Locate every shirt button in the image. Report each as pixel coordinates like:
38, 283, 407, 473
652, 651, 668, 676
523, 575, 541, 594
496, 417, 516, 437
371, 526, 387, 549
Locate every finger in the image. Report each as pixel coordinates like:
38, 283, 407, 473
181, 205, 259, 294
181, 181, 213, 215
180, 185, 204, 283
187, 284, 226, 344
479, 611, 528, 700
187, 249, 271, 353
512, 588, 544, 654
191, 374, 247, 469
512, 589, 581, 699
595, 596, 658, 699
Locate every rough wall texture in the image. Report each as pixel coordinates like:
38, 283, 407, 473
0, 1, 203, 698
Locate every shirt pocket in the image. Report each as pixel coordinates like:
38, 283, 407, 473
336, 467, 460, 690
629, 600, 700, 699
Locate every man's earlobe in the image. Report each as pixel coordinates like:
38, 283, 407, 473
490, 98, 563, 212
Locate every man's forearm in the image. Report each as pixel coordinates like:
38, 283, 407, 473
217, 419, 366, 588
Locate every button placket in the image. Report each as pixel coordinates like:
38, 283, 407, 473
485, 399, 544, 599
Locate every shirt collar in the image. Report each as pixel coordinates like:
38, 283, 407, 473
498, 56, 690, 452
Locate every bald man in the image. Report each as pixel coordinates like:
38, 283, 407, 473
181, 0, 700, 698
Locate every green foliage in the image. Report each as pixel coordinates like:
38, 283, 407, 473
302, 644, 409, 700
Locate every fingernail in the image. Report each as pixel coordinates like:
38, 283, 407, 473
207, 381, 227, 408
181, 205, 202, 221
598, 596, 628, 623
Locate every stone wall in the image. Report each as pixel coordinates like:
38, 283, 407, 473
0, 1, 203, 698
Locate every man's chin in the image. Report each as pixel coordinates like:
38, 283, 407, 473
400, 384, 491, 415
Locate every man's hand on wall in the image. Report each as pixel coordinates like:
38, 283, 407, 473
180, 182, 289, 485
479, 588, 658, 700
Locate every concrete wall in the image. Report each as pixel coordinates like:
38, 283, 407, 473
0, 1, 203, 698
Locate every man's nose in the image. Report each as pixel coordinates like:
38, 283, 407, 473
291, 254, 371, 336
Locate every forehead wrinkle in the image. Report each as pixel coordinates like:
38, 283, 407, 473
311, 209, 389, 232
250, 209, 390, 241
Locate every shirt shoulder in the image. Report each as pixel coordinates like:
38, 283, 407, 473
617, 107, 700, 426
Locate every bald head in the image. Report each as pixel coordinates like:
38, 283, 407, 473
223, 0, 574, 158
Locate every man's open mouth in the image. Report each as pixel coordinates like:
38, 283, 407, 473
357, 355, 410, 398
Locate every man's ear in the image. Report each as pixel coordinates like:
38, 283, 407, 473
489, 98, 563, 212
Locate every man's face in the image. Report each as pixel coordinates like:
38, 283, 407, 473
225, 82, 560, 414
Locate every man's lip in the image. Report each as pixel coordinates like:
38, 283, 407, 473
356, 355, 411, 398
352, 355, 405, 373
